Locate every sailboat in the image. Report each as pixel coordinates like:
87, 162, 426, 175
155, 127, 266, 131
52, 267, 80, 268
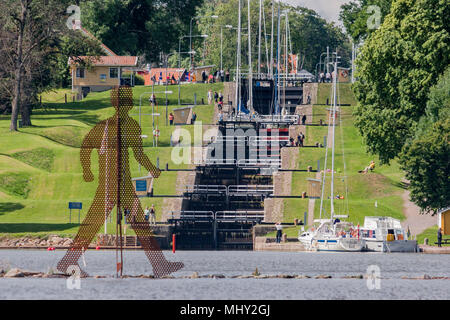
298, 53, 365, 252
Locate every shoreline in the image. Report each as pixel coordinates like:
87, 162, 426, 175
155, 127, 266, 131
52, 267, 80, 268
0, 244, 449, 254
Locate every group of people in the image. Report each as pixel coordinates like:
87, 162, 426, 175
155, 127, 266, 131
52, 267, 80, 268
296, 132, 305, 147
201, 70, 231, 83
286, 132, 305, 147
318, 71, 334, 83
208, 89, 224, 110
121, 204, 157, 235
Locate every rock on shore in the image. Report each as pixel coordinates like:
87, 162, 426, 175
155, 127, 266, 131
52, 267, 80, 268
0, 235, 73, 248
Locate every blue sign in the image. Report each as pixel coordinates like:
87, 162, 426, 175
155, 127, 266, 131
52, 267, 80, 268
135, 180, 147, 192
69, 202, 82, 210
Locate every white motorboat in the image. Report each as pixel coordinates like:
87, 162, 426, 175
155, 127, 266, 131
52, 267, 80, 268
360, 216, 418, 252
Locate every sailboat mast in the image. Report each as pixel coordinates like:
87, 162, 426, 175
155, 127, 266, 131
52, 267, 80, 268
284, 11, 288, 111
235, 0, 242, 114
258, 0, 262, 75
276, 2, 281, 115
270, 1, 274, 79
248, 0, 253, 111
330, 53, 338, 219
262, 2, 269, 76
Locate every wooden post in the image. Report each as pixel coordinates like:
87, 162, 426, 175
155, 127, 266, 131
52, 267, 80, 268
65, 94, 67, 104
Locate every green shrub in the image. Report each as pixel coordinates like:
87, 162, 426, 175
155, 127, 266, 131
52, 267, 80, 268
0, 173, 31, 198
11, 148, 55, 171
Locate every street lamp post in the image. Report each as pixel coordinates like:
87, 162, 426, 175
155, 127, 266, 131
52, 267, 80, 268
164, 54, 178, 126
319, 52, 327, 75
190, 15, 218, 71
182, 34, 208, 86
220, 25, 233, 73
136, 91, 170, 172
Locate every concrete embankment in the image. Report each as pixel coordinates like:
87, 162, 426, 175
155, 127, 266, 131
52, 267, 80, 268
254, 236, 307, 252
419, 245, 450, 254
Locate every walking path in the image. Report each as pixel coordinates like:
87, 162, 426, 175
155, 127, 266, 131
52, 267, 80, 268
264, 148, 298, 223
401, 181, 436, 237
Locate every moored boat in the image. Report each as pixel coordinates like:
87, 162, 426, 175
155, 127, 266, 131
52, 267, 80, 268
360, 216, 418, 252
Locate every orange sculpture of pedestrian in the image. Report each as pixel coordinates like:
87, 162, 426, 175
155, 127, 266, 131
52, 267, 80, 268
57, 86, 183, 277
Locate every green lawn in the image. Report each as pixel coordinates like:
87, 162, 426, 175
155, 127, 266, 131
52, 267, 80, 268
0, 83, 223, 237
0, 82, 433, 242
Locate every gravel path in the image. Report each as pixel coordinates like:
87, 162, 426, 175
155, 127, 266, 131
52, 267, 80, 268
401, 184, 436, 237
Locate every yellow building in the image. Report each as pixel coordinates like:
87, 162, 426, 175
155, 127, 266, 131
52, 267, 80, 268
438, 207, 450, 235
69, 56, 138, 98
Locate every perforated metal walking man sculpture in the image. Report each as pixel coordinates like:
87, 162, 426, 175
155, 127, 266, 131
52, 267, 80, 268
57, 86, 183, 277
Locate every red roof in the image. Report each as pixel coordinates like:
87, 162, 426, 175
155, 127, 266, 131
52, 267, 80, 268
69, 56, 138, 67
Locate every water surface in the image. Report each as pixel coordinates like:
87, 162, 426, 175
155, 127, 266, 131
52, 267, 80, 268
1, 250, 449, 300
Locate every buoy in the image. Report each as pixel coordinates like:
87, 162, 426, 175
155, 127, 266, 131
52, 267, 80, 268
96, 246, 100, 250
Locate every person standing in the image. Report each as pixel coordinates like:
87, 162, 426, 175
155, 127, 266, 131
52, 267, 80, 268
319, 72, 324, 83
191, 112, 197, 124
144, 206, 150, 222
326, 72, 331, 83
302, 114, 307, 125
149, 204, 156, 226
202, 70, 207, 83
123, 207, 131, 235
225, 70, 230, 82
437, 227, 443, 247
214, 91, 219, 104
208, 89, 213, 105
275, 222, 283, 243
169, 113, 174, 125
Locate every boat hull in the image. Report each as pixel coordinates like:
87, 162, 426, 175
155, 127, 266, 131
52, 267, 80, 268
313, 238, 365, 252
364, 239, 418, 252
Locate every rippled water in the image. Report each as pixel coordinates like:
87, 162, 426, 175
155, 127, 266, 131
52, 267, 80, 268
1, 250, 449, 300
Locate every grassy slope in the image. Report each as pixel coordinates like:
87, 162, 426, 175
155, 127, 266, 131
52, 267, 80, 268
277, 83, 407, 238
0, 83, 222, 237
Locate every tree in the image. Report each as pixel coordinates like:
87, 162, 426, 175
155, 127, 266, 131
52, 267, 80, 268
192, 0, 350, 74
353, 0, 450, 164
0, 0, 70, 130
399, 67, 450, 214
80, 0, 205, 62
339, 0, 393, 43
0, 0, 102, 128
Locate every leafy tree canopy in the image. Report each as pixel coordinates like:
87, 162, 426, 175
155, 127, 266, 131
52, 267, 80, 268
399, 67, 449, 214
339, 0, 393, 43
353, 0, 450, 164
80, 0, 204, 61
